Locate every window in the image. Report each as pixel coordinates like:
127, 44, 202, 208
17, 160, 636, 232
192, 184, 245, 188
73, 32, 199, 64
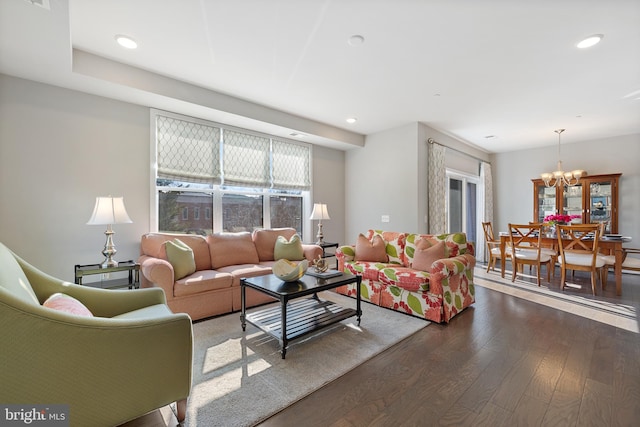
152, 111, 311, 236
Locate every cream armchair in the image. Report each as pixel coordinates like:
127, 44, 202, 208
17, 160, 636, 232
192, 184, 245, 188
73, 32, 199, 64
0, 242, 193, 426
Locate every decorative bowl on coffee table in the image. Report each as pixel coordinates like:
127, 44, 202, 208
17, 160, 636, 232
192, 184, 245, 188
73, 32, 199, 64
272, 259, 309, 282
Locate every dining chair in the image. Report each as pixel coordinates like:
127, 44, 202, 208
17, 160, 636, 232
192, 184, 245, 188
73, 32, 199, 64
508, 223, 553, 286
556, 223, 606, 295
530, 222, 558, 277
601, 247, 640, 288
482, 221, 510, 273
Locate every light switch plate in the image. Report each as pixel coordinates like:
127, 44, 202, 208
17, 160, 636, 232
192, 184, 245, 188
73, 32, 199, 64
381, 215, 390, 223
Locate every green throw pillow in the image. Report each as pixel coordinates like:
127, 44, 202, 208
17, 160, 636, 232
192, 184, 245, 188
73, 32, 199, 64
165, 238, 196, 280
274, 234, 304, 261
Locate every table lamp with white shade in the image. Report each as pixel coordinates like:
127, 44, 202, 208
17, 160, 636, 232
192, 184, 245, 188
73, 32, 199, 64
87, 196, 132, 267
310, 203, 330, 244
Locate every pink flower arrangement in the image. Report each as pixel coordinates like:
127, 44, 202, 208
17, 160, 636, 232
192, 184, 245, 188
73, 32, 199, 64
543, 214, 581, 225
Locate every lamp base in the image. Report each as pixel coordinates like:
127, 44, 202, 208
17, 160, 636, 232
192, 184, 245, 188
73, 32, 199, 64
100, 226, 119, 268
315, 222, 324, 244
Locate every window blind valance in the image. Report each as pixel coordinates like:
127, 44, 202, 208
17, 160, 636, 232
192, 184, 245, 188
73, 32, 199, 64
156, 116, 221, 184
272, 139, 311, 191
156, 113, 311, 191
221, 130, 270, 188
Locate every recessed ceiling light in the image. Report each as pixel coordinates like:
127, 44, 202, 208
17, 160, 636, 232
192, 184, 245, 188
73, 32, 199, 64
346, 117, 357, 124
115, 35, 138, 49
577, 34, 603, 49
347, 35, 365, 46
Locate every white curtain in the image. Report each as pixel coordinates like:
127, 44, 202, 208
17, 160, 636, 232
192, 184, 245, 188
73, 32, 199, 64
479, 161, 494, 262
428, 142, 447, 234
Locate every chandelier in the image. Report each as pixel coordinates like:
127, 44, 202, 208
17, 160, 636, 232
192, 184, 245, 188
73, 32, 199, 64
540, 129, 586, 187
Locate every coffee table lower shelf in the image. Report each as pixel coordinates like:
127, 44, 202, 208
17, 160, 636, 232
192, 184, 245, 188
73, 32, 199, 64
244, 296, 356, 357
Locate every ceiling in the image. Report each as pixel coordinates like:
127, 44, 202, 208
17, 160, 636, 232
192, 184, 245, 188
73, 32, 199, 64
1, 0, 639, 153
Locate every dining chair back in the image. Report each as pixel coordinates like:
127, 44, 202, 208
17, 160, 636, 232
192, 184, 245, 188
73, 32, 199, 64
556, 223, 605, 295
482, 221, 510, 273
508, 223, 553, 286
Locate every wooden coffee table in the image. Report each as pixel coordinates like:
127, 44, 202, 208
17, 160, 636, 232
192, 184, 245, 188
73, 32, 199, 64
240, 272, 362, 359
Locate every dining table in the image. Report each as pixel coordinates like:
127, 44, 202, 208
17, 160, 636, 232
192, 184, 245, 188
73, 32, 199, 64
499, 233, 632, 296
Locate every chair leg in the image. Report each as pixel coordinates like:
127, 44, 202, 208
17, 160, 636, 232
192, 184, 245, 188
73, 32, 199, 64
560, 267, 566, 291
590, 271, 597, 296
176, 398, 187, 423
546, 262, 551, 283
602, 266, 608, 289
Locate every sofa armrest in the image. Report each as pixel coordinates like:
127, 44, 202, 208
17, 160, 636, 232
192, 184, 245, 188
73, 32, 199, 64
138, 255, 175, 299
429, 253, 476, 322
336, 245, 355, 271
302, 244, 323, 263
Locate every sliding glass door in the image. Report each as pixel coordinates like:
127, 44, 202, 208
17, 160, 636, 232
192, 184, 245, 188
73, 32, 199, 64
447, 170, 479, 244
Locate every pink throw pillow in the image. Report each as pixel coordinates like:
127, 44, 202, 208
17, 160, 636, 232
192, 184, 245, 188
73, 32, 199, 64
355, 234, 388, 262
43, 293, 93, 317
412, 240, 446, 271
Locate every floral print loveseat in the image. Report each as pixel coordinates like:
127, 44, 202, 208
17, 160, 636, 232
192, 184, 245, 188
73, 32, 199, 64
336, 230, 476, 323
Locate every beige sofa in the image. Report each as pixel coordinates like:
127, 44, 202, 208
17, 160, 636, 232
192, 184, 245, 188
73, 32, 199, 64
138, 228, 323, 320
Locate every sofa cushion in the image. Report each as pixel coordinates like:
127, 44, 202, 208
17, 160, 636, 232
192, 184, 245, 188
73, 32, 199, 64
165, 239, 197, 280
344, 260, 387, 281
217, 264, 273, 287
173, 270, 234, 298
207, 232, 260, 269
140, 233, 212, 271
43, 293, 93, 317
355, 234, 388, 262
253, 228, 297, 261
412, 240, 446, 271
378, 267, 431, 292
274, 234, 304, 261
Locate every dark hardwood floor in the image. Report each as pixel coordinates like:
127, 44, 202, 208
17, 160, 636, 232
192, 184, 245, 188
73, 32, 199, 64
124, 266, 640, 426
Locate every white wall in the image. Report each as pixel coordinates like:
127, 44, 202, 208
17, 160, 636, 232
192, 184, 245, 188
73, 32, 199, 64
492, 133, 640, 243
344, 122, 491, 245
311, 145, 345, 245
344, 123, 421, 243
0, 74, 346, 281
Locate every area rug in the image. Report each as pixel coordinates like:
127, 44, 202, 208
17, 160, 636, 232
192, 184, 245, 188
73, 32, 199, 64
183, 291, 429, 426
474, 267, 639, 333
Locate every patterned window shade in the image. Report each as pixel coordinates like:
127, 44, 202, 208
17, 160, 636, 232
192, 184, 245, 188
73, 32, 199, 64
222, 130, 270, 188
272, 139, 311, 190
157, 115, 221, 184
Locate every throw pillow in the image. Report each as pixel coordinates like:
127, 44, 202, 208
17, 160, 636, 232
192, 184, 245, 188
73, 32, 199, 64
355, 234, 388, 262
43, 293, 93, 317
165, 238, 197, 280
274, 234, 304, 261
412, 240, 446, 271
